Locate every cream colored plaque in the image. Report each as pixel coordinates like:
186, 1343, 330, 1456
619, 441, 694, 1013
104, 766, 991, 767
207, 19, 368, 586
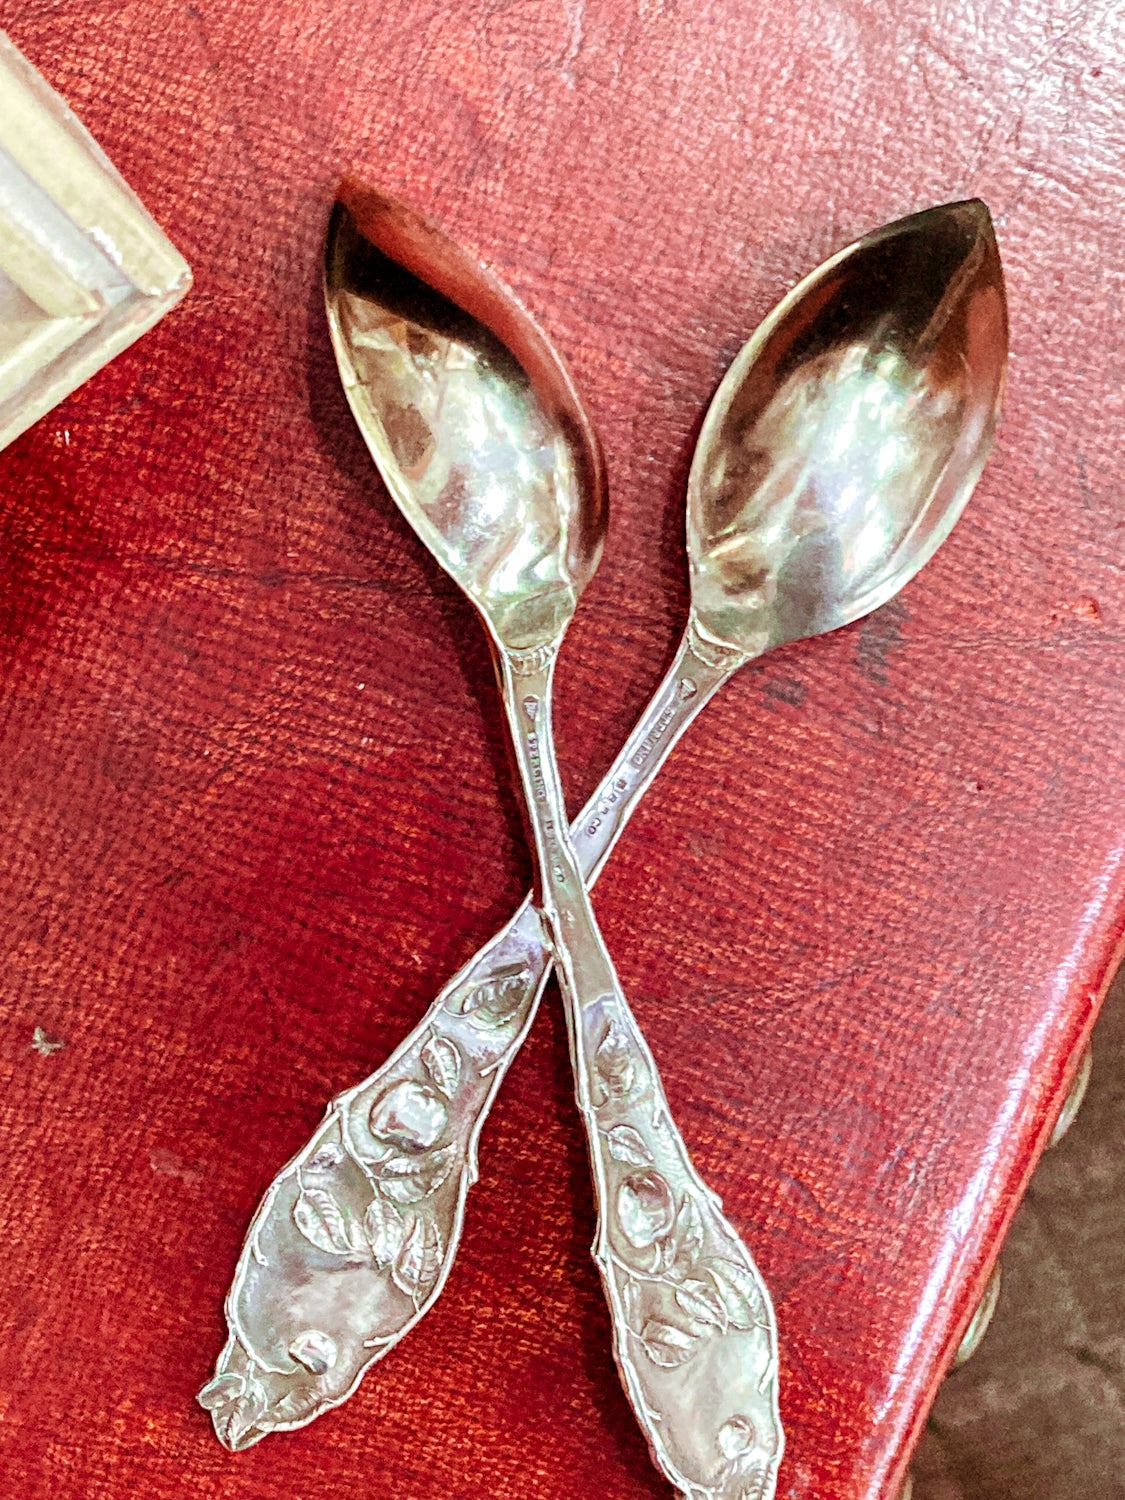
0, 33, 190, 450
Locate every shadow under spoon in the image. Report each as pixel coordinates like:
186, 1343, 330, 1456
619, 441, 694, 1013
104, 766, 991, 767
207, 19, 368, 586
201, 192, 1008, 1497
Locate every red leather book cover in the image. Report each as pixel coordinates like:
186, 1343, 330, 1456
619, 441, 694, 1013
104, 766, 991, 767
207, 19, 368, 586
2, 5, 1123, 1498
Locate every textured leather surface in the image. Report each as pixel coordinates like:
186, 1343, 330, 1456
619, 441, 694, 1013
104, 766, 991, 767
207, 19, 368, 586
921, 967, 1125, 1499
2, 4, 1124, 1497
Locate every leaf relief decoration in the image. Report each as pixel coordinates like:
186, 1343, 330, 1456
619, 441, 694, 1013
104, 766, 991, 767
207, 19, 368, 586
672, 1194, 705, 1267
292, 1186, 360, 1257
647, 1233, 680, 1277
377, 1142, 456, 1205
392, 1215, 444, 1302
595, 1019, 636, 1100
729, 1466, 770, 1500
617, 1192, 773, 1384
421, 1034, 461, 1097
708, 1259, 770, 1330
269, 1385, 326, 1428
675, 1277, 728, 1331
639, 1317, 699, 1369
451, 963, 531, 1029
604, 1124, 653, 1167
218, 1373, 268, 1448
364, 1193, 407, 1268
307, 1143, 346, 1172
197, 1371, 245, 1411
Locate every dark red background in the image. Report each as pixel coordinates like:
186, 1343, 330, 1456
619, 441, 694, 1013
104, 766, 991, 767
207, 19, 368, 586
2, 4, 1123, 1497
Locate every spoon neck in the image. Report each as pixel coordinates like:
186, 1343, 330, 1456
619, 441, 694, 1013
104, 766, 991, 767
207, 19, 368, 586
568, 619, 750, 889
495, 646, 617, 1009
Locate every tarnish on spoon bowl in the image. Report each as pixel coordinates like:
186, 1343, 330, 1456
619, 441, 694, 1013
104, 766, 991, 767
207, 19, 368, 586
325, 187, 607, 655
688, 199, 1007, 657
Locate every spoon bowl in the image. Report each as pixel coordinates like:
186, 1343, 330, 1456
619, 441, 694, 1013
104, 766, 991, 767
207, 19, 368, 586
689, 199, 1006, 655
326, 187, 606, 653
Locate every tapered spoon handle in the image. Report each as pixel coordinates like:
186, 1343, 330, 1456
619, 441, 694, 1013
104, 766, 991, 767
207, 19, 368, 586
567, 622, 746, 886
200, 626, 745, 1448
500, 650, 783, 1500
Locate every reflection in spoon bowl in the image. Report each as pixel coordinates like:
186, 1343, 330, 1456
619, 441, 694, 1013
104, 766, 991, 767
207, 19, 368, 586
690, 199, 1006, 653
328, 197, 600, 650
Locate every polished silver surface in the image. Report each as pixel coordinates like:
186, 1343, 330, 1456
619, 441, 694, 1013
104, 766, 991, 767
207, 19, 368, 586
325, 193, 604, 654
689, 199, 1006, 656
199, 625, 744, 1456
200, 197, 1008, 1487
1049, 1043, 1093, 1149
499, 645, 785, 1500
321, 186, 783, 1500
953, 1262, 1003, 1367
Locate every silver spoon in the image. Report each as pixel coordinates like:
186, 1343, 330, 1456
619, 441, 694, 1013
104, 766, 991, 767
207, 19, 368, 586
334, 182, 784, 1500
200, 196, 1007, 1495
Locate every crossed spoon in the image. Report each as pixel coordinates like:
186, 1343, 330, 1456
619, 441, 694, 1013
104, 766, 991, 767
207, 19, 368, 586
200, 190, 1007, 1500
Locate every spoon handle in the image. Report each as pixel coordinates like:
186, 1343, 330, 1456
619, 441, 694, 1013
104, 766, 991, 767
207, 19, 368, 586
570, 621, 744, 886
499, 649, 783, 1500
200, 626, 744, 1448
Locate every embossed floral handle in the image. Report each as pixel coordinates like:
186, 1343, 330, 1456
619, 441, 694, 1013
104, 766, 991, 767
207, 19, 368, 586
501, 650, 782, 1500
199, 626, 766, 1453
575, 994, 784, 1500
